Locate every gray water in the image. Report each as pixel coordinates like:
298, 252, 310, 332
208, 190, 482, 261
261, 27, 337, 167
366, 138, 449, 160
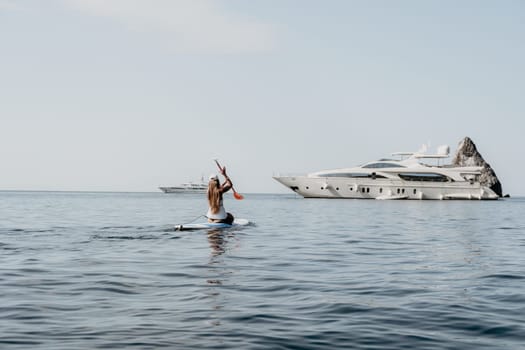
1, 191, 524, 349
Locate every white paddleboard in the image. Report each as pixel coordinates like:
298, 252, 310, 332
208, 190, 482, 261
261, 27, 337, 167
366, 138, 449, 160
175, 218, 250, 231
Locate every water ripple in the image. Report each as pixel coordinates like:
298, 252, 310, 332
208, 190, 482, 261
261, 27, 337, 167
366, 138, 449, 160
1, 192, 525, 349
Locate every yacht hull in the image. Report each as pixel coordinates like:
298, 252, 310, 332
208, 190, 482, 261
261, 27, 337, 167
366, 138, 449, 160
273, 176, 499, 200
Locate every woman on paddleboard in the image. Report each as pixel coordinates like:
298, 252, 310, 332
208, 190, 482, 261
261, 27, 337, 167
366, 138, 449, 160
206, 167, 234, 225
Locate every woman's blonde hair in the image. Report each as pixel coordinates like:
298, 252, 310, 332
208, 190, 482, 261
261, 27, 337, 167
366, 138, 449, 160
208, 179, 221, 214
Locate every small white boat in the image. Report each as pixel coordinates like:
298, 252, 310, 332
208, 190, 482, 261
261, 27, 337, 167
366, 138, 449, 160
159, 178, 207, 194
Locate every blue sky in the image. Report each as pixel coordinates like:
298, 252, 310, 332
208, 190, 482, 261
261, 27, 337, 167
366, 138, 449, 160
1, 0, 523, 194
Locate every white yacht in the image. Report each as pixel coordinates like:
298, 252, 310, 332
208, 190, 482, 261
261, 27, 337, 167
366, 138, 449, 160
159, 179, 207, 194
273, 145, 499, 200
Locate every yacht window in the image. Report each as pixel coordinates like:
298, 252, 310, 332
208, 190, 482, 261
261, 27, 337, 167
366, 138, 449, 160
367, 188, 370, 193
317, 172, 386, 179
379, 188, 383, 193
363, 162, 405, 169
398, 173, 452, 182
413, 189, 417, 194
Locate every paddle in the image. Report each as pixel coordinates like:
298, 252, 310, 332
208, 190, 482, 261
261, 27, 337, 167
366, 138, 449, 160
214, 159, 244, 200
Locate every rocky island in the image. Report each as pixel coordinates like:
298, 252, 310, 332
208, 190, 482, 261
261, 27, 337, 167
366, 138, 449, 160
452, 137, 503, 197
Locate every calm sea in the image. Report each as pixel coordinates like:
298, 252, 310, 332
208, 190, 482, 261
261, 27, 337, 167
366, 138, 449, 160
1, 191, 524, 349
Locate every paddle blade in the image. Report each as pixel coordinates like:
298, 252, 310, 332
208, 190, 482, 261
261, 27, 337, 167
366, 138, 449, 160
233, 191, 244, 200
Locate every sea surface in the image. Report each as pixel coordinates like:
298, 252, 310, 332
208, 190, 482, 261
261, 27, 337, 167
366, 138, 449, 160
1, 191, 524, 349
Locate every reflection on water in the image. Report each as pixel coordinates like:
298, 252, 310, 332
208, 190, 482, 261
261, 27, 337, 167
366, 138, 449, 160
207, 229, 241, 258
205, 229, 238, 329
206, 229, 238, 286
208, 229, 228, 257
